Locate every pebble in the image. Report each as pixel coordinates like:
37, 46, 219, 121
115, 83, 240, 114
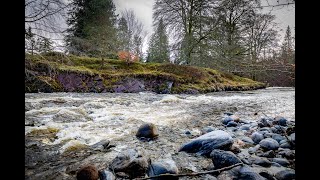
259, 138, 279, 150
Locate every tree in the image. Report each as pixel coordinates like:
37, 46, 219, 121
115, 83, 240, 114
148, 19, 170, 63
280, 26, 294, 64
65, 0, 118, 57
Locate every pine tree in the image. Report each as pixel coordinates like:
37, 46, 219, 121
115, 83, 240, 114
65, 0, 118, 57
281, 26, 294, 64
148, 19, 170, 63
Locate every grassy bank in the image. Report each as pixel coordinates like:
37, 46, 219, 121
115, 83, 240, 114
25, 53, 266, 93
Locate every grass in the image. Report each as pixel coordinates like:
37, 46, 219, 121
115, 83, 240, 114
25, 53, 266, 93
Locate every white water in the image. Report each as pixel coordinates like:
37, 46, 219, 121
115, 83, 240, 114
25, 87, 294, 153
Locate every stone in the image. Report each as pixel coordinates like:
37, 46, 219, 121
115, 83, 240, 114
222, 116, 233, 125
252, 157, 272, 167
136, 123, 159, 140
275, 169, 295, 180
239, 125, 250, 131
289, 133, 295, 144
280, 142, 292, 149
271, 134, 286, 143
179, 130, 233, 156
185, 130, 191, 135
90, 140, 114, 151
259, 171, 276, 180
237, 165, 266, 180
77, 165, 99, 180
278, 149, 295, 159
263, 132, 274, 138
202, 174, 218, 180
271, 158, 290, 167
259, 118, 272, 127
109, 149, 149, 178
98, 170, 116, 180
227, 121, 238, 127
251, 132, 264, 144
210, 150, 242, 169
259, 138, 279, 150
147, 158, 179, 180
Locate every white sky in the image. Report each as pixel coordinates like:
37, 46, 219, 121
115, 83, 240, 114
113, 0, 295, 54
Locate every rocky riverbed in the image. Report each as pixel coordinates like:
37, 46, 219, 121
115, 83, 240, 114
25, 87, 295, 179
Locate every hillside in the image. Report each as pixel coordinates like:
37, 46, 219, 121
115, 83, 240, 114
25, 53, 266, 94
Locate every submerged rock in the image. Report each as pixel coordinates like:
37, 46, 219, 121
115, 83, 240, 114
179, 130, 233, 156
76, 165, 99, 180
109, 149, 149, 178
259, 138, 279, 150
210, 150, 242, 169
147, 158, 179, 180
136, 123, 159, 140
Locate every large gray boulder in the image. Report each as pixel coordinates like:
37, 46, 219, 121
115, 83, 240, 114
179, 130, 233, 156
147, 158, 179, 180
210, 150, 242, 169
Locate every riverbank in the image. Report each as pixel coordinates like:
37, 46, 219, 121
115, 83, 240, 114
25, 53, 266, 93
25, 88, 294, 179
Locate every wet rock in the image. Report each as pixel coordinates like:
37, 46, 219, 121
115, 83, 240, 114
259, 171, 276, 180
227, 121, 238, 127
272, 134, 286, 143
147, 158, 179, 180
259, 138, 279, 150
179, 130, 233, 156
263, 132, 274, 138
216, 166, 240, 180
136, 123, 159, 140
275, 169, 295, 180
259, 118, 272, 127
251, 132, 264, 144
257, 150, 275, 158
185, 130, 191, 135
273, 117, 288, 126
248, 145, 261, 154
76, 165, 99, 180
260, 127, 272, 133
271, 162, 282, 167
271, 158, 290, 167
222, 117, 233, 125
253, 157, 272, 167
238, 165, 266, 180
109, 149, 149, 178
90, 140, 115, 151
202, 174, 218, 180
98, 170, 116, 180
239, 125, 250, 131
210, 150, 242, 169
280, 142, 292, 149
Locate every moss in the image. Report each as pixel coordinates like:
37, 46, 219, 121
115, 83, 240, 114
25, 54, 266, 93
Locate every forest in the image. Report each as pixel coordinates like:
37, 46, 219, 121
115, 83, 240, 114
25, 0, 295, 87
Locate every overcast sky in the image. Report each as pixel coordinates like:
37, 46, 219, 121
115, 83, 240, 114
113, 0, 295, 54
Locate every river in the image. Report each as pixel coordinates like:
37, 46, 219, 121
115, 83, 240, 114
25, 87, 294, 179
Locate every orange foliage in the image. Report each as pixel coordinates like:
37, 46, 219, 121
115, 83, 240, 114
118, 51, 139, 64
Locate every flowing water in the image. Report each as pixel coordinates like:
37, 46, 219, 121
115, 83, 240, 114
25, 87, 294, 179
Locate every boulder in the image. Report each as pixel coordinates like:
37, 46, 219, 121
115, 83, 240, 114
210, 150, 242, 169
77, 165, 99, 180
259, 138, 279, 150
251, 132, 264, 144
136, 123, 159, 140
147, 158, 179, 180
109, 149, 149, 178
179, 130, 233, 156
